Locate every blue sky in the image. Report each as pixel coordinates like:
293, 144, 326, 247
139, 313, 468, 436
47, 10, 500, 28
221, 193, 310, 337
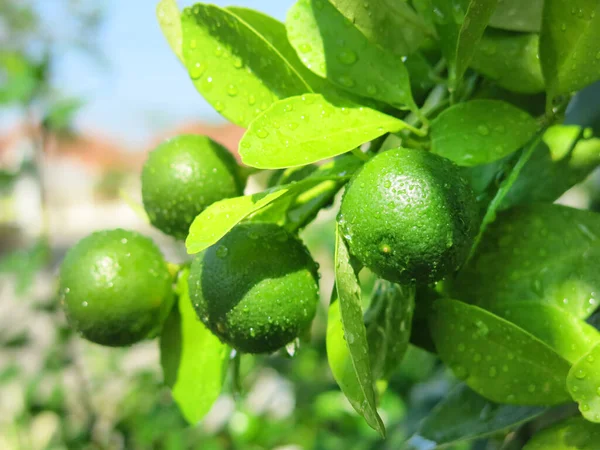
51, 0, 293, 147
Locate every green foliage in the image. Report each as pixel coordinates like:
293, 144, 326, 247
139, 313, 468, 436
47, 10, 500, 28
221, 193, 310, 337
523, 417, 600, 449
566, 342, 600, 422
239, 94, 411, 168
452, 204, 600, 319
431, 99, 538, 166
430, 299, 571, 405
488, 0, 543, 32
160, 268, 229, 423
331, 224, 384, 435
286, 0, 416, 111
540, 0, 600, 106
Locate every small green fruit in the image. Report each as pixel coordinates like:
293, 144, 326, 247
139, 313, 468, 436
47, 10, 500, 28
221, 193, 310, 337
59, 229, 174, 346
188, 223, 320, 354
338, 148, 479, 284
142, 134, 245, 239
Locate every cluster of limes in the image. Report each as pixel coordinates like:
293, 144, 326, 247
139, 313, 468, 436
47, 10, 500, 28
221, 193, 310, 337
59, 135, 477, 353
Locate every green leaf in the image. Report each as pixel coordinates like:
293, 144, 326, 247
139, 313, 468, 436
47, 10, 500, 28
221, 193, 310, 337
452, 204, 600, 319
42, 98, 84, 133
286, 0, 416, 111
405, 383, 545, 449
431, 100, 538, 166
181, 4, 311, 127
156, 0, 184, 63
330, 224, 384, 436
160, 269, 229, 424
567, 342, 600, 423
503, 126, 600, 208
239, 93, 410, 169
328, 0, 434, 56
365, 280, 415, 380
487, 302, 600, 364
540, 0, 600, 102
488, 0, 543, 32
470, 30, 545, 94
523, 417, 600, 449
186, 187, 291, 254
430, 0, 499, 87
186, 157, 358, 253
226, 6, 329, 94
0, 238, 49, 295
430, 299, 571, 405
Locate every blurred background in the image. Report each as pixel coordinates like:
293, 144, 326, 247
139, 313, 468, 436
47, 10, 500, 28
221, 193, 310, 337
1, 1, 599, 449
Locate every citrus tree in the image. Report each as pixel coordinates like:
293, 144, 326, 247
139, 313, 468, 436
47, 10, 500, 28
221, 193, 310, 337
58, 0, 600, 447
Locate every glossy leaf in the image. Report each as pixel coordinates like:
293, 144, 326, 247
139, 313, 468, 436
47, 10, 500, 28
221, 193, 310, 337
180, 4, 310, 127
157, 0, 184, 63
430, 299, 571, 405
365, 280, 415, 380
502, 125, 600, 207
239, 93, 409, 169
470, 30, 544, 94
331, 224, 384, 436
329, 0, 434, 56
540, 0, 600, 101
567, 342, 600, 422
286, 0, 416, 110
160, 269, 229, 424
405, 383, 545, 449
430, 0, 499, 86
523, 417, 600, 449
226, 6, 331, 95
488, 301, 600, 364
488, 0, 543, 32
186, 157, 359, 253
431, 100, 538, 166
452, 204, 600, 319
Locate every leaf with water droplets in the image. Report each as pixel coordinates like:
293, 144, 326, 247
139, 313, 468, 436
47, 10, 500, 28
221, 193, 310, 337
365, 280, 415, 380
180, 4, 311, 127
430, 299, 571, 405
431, 99, 538, 166
470, 30, 545, 94
239, 93, 410, 169
452, 203, 600, 319
186, 159, 359, 253
567, 342, 600, 423
328, 224, 385, 436
540, 0, 600, 104
160, 268, 229, 424
157, 0, 184, 63
502, 125, 600, 208
329, 0, 434, 56
524, 417, 600, 449
405, 383, 545, 449
487, 301, 600, 364
430, 0, 499, 87
488, 0, 543, 32
286, 0, 417, 110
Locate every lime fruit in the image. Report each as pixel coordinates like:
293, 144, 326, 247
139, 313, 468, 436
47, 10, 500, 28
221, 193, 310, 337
188, 223, 320, 353
59, 229, 174, 346
142, 134, 244, 239
338, 148, 479, 284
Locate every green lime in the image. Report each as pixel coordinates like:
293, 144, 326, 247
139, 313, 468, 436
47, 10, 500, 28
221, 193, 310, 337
338, 148, 479, 284
188, 223, 320, 354
142, 134, 245, 239
59, 229, 174, 346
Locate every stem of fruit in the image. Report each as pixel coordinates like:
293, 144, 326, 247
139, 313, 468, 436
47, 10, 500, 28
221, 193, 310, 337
286, 180, 346, 233
232, 350, 242, 399
466, 130, 546, 264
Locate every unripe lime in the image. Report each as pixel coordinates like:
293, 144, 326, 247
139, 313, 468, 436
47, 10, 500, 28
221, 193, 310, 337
59, 229, 174, 346
141, 134, 244, 239
338, 148, 479, 284
188, 223, 320, 354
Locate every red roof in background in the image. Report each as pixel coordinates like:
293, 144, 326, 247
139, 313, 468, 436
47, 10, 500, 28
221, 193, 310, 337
0, 122, 245, 172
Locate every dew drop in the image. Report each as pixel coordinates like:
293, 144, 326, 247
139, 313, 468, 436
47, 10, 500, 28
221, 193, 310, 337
477, 125, 490, 136
575, 369, 587, 379
337, 49, 357, 65
216, 245, 229, 258
256, 129, 269, 138
337, 75, 355, 88
227, 84, 238, 96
